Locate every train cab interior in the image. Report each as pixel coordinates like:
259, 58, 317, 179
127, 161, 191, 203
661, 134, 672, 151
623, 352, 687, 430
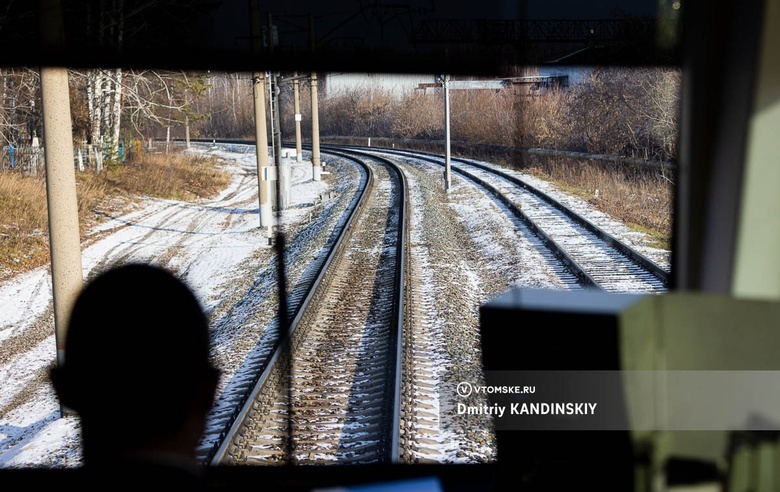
2, 0, 780, 490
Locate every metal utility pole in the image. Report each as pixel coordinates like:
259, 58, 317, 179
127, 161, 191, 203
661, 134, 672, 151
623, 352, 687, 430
293, 72, 303, 162
264, 74, 277, 212
443, 74, 452, 191
267, 72, 275, 160
39, 0, 84, 416
311, 72, 322, 181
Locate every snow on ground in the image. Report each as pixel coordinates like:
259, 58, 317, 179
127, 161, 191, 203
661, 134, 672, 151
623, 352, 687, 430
0, 143, 671, 469
0, 144, 329, 468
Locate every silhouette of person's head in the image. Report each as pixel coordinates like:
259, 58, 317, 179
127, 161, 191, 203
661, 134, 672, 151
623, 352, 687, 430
50, 263, 219, 474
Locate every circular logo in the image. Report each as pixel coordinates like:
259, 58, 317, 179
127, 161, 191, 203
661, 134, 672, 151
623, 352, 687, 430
456, 382, 472, 397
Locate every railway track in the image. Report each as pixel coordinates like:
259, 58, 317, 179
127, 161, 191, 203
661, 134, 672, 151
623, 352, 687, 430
188, 139, 669, 466
203, 149, 407, 465
332, 145, 669, 293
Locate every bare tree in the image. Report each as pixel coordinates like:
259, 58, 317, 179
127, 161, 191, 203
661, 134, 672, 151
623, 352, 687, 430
640, 67, 681, 161
0, 68, 40, 147
120, 70, 209, 146
191, 72, 256, 139
76, 0, 220, 162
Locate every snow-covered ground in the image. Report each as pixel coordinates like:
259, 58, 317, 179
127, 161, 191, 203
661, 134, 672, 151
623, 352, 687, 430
0, 144, 332, 468
0, 143, 670, 469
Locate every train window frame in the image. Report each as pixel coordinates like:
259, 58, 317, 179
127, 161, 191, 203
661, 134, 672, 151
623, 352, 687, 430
2, 0, 778, 487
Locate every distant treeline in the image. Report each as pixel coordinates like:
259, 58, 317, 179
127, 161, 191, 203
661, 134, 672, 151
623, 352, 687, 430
195, 68, 680, 165
0, 67, 679, 171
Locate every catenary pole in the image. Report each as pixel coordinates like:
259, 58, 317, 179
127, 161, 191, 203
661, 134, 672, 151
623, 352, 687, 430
249, 1, 271, 231
271, 72, 289, 208
267, 13, 288, 208
39, 0, 84, 416
254, 73, 272, 230
41, 70, 83, 370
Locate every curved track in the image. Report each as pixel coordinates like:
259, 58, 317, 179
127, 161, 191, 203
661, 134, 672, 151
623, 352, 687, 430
333, 145, 669, 293
205, 150, 407, 465
186, 138, 669, 466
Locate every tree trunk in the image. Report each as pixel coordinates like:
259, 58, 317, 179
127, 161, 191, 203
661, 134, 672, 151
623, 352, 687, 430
185, 115, 190, 148
87, 69, 103, 147
101, 72, 112, 157
110, 68, 123, 159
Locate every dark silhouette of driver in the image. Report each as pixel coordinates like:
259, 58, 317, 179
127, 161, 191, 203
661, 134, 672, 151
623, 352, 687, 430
50, 263, 220, 488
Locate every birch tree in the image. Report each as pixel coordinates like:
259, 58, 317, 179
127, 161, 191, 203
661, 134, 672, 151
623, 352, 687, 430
81, 1, 126, 168
0, 68, 40, 147
78, 0, 216, 163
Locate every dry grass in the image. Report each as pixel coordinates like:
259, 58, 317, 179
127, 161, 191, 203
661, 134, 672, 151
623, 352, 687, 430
0, 148, 231, 282
0, 176, 50, 278
104, 149, 231, 201
512, 154, 673, 249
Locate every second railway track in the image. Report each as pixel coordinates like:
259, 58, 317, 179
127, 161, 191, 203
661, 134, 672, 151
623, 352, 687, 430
334, 145, 670, 293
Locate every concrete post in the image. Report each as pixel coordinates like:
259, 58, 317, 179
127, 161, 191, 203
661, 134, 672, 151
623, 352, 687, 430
253, 73, 272, 229
271, 73, 290, 209
311, 72, 322, 181
40, 67, 84, 375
